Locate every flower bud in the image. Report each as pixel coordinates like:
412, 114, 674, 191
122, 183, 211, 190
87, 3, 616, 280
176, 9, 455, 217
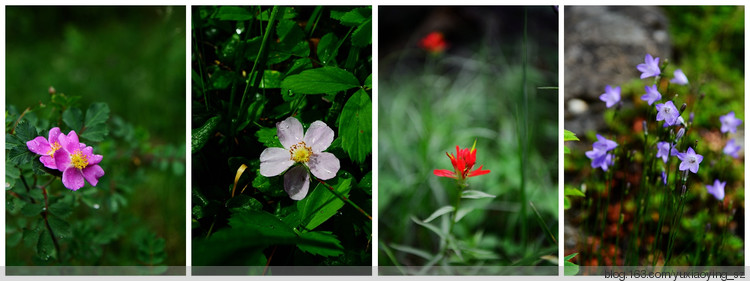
675, 128, 685, 142
642, 121, 648, 136
679, 103, 687, 114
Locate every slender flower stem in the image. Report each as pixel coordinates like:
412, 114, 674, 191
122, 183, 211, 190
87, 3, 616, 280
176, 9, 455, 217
316, 178, 371, 220
42, 187, 61, 261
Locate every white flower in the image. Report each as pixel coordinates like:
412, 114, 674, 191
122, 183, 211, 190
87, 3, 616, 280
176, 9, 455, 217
259, 117, 340, 200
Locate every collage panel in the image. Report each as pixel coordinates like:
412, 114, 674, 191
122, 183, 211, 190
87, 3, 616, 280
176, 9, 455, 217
378, 6, 559, 275
5, 6, 187, 274
563, 6, 744, 275
190, 6, 372, 275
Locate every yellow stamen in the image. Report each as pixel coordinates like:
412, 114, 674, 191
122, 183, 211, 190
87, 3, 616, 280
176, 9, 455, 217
48, 142, 62, 158
289, 141, 313, 163
71, 149, 89, 169
471, 139, 477, 153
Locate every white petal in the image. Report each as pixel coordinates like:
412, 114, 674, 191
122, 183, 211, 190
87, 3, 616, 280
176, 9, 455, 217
277, 117, 304, 149
259, 147, 294, 177
284, 165, 310, 200
307, 152, 340, 180
303, 121, 334, 153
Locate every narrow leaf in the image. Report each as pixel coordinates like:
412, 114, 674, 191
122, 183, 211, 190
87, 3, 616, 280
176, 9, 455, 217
461, 190, 497, 199
281, 67, 359, 95
422, 206, 454, 223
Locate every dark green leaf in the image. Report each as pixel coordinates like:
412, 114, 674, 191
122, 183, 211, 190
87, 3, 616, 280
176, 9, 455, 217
286, 58, 313, 76
255, 127, 283, 148
84, 102, 110, 128
226, 194, 263, 213
211, 70, 234, 89
276, 19, 296, 41
80, 124, 108, 142
297, 231, 344, 257
37, 229, 56, 260
47, 215, 72, 239
192, 115, 222, 154
7, 230, 23, 247
259, 70, 282, 88
136, 230, 167, 266
21, 202, 43, 216
14, 121, 38, 142
357, 171, 372, 195
252, 169, 286, 197
49, 196, 74, 218
364, 74, 372, 89
8, 147, 36, 166
297, 175, 353, 231
351, 19, 372, 47
338, 7, 371, 26
317, 33, 339, 66
338, 89, 371, 163
215, 7, 253, 21
63, 107, 83, 131
281, 67, 359, 95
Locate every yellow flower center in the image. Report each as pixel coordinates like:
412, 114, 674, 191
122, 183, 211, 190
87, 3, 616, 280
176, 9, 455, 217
71, 149, 89, 169
48, 142, 61, 158
289, 141, 313, 163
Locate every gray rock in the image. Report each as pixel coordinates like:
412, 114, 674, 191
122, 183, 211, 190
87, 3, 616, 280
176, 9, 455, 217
565, 6, 671, 133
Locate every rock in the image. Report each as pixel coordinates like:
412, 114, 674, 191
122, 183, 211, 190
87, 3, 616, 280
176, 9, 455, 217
565, 6, 671, 133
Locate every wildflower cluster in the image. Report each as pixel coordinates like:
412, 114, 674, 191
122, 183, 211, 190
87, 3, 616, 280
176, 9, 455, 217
26, 127, 105, 191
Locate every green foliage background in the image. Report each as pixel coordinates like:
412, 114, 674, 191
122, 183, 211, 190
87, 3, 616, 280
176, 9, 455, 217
191, 6, 372, 271
6, 6, 186, 268
378, 7, 559, 273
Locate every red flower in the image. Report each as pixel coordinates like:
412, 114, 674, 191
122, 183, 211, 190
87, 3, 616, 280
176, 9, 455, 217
433, 140, 490, 180
419, 31, 448, 54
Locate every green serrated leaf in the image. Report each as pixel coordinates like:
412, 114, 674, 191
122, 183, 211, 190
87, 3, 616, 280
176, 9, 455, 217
255, 127, 283, 148
49, 196, 73, 218
423, 206, 454, 223
351, 19, 372, 47
226, 194, 263, 213
338, 89, 371, 163
564, 187, 585, 197
21, 202, 44, 216
47, 215, 72, 239
357, 172, 372, 195
211, 70, 234, 89
297, 231, 344, 257
80, 124, 108, 142
297, 175, 353, 231
461, 190, 497, 199
63, 108, 83, 131
215, 6, 253, 21
364, 74, 372, 89
252, 169, 286, 197
564, 129, 579, 141
14, 121, 38, 142
338, 7, 371, 26
192, 115, 222, 154
317, 33, 339, 66
36, 229, 56, 260
84, 103, 110, 128
259, 70, 282, 89
8, 147, 36, 166
281, 67, 359, 95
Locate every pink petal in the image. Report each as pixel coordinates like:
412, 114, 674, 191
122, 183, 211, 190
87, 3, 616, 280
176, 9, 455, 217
40, 155, 57, 169
48, 127, 61, 145
26, 136, 51, 155
81, 146, 103, 165
54, 149, 71, 171
276, 117, 304, 150
259, 147, 294, 177
62, 168, 85, 191
307, 152, 339, 180
82, 165, 105, 186
283, 165, 310, 200
303, 121, 334, 153
59, 131, 80, 153
433, 169, 456, 178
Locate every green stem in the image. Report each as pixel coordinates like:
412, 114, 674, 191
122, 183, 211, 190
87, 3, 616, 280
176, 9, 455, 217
316, 178, 371, 220
519, 6, 529, 248
238, 6, 279, 125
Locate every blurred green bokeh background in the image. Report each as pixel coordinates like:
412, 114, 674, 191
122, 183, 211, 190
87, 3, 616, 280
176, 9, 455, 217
6, 6, 186, 266
378, 7, 559, 269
